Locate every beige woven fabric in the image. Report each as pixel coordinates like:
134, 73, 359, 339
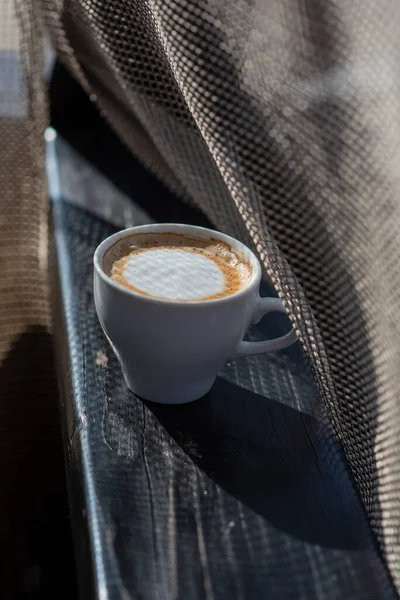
0, 0, 49, 359
0, 2, 70, 596
3, 0, 400, 593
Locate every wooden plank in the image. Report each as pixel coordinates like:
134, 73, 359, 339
48, 131, 395, 600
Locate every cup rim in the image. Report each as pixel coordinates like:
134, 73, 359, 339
93, 223, 261, 306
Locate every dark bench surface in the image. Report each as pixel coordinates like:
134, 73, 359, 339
46, 98, 394, 598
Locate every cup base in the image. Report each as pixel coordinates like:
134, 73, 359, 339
134, 392, 206, 405
123, 373, 215, 405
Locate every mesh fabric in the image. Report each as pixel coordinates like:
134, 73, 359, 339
2, 0, 400, 592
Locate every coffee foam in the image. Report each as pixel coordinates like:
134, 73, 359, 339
104, 232, 252, 301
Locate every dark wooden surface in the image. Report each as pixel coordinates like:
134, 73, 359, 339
47, 65, 395, 599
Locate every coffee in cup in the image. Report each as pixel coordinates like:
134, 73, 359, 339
94, 224, 297, 404
104, 232, 252, 301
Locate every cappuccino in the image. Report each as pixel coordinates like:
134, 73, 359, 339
104, 232, 252, 301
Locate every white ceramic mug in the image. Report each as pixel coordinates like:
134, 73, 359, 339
93, 224, 297, 404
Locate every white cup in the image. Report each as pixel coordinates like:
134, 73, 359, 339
93, 224, 297, 404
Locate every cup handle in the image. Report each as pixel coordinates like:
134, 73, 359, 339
229, 297, 297, 361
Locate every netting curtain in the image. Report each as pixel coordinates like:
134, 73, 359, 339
2, 0, 400, 593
